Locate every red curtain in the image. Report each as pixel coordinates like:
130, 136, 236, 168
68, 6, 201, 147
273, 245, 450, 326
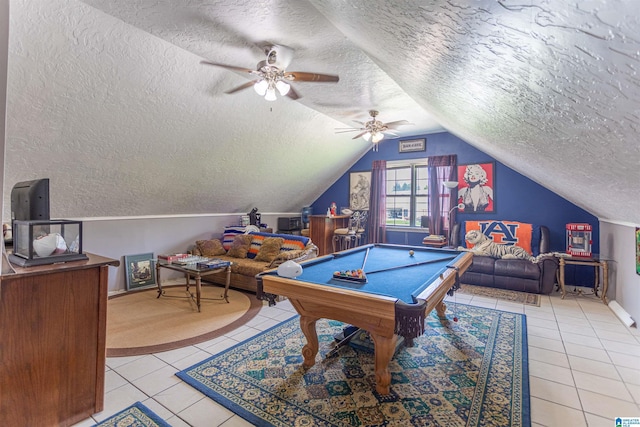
367, 160, 387, 243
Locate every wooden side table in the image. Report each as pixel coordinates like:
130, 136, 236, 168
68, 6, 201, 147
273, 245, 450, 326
557, 255, 609, 304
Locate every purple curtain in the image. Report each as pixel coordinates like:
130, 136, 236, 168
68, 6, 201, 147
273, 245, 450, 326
427, 155, 457, 237
367, 160, 387, 243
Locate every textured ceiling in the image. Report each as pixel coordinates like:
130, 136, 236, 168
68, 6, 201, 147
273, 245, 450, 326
4, 0, 639, 225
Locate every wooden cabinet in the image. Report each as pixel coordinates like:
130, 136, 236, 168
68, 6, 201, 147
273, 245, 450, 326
0, 253, 118, 427
309, 214, 350, 256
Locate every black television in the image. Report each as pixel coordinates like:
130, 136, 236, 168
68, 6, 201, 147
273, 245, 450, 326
10, 178, 50, 230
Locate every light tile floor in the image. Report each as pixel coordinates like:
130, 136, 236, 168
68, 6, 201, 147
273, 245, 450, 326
74, 288, 640, 427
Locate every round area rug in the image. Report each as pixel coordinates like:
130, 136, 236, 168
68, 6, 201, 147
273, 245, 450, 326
107, 285, 263, 357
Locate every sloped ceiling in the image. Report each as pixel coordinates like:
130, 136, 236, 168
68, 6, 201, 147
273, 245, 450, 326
4, 0, 639, 225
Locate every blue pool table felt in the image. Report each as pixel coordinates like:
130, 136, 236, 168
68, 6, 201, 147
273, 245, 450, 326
290, 244, 465, 304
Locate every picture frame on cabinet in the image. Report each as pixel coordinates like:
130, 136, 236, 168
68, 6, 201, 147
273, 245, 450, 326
124, 252, 156, 290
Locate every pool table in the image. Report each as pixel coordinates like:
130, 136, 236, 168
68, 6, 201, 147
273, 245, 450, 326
257, 243, 473, 394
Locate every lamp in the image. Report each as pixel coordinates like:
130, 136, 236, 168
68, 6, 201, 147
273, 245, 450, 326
253, 79, 268, 96
264, 87, 277, 101
447, 203, 465, 246
444, 178, 462, 245
275, 80, 290, 96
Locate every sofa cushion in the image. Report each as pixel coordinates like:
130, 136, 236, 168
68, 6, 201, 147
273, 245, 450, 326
195, 239, 226, 257
222, 226, 247, 250
462, 220, 540, 255
227, 257, 270, 276
255, 237, 285, 262
494, 259, 541, 280
227, 234, 253, 258
466, 255, 495, 275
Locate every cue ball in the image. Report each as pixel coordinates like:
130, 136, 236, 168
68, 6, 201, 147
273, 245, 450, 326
409, 250, 415, 256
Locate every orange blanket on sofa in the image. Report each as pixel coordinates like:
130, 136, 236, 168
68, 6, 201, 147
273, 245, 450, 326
463, 220, 534, 254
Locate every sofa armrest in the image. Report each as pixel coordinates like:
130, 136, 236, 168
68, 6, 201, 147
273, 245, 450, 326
269, 242, 319, 268
537, 256, 559, 294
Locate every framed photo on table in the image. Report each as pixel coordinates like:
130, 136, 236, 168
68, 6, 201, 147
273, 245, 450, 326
349, 171, 371, 210
457, 162, 495, 213
124, 252, 156, 290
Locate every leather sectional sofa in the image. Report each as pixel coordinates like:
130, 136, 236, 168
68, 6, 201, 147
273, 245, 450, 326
450, 222, 559, 294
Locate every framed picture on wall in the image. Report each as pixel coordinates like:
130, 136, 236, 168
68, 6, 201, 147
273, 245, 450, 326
457, 162, 495, 213
636, 227, 640, 275
124, 252, 156, 290
399, 138, 426, 153
349, 171, 371, 210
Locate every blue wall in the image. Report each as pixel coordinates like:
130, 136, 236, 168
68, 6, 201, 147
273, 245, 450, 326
312, 132, 599, 282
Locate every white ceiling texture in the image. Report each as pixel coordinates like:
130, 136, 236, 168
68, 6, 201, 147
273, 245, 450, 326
4, 0, 639, 224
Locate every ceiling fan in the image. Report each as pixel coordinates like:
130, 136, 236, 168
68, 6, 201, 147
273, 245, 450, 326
200, 45, 339, 101
335, 110, 412, 151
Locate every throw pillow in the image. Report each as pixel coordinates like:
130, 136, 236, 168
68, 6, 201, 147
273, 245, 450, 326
221, 226, 247, 250
227, 234, 253, 258
195, 239, 226, 257
255, 237, 285, 262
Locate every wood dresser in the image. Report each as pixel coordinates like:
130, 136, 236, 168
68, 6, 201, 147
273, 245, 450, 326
308, 214, 350, 256
0, 253, 119, 427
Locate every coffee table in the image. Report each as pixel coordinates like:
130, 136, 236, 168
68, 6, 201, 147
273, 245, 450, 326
155, 260, 231, 312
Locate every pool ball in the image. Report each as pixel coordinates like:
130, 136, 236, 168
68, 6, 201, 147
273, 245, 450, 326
409, 250, 415, 256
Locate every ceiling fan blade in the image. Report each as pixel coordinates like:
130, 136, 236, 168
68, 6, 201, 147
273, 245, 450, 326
285, 72, 339, 82
224, 80, 258, 94
352, 131, 369, 140
335, 129, 361, 133
200, 60, 256, 74
284, 85, 301, 100
384, 120, 412, 129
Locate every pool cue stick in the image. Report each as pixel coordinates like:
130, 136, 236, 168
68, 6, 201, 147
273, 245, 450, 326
325, 327, 361, 359
361, 247, 370, 270
364, 256, 457, 275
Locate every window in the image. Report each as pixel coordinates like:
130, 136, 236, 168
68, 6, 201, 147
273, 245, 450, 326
385, 160, 429, 227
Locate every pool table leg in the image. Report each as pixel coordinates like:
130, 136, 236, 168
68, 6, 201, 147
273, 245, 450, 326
369, 333, 397, 395
435, 300, 447, 320
299, 315, 320, 368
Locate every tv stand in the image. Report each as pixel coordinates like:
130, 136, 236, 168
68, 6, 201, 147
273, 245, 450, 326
0, 253, 119, 426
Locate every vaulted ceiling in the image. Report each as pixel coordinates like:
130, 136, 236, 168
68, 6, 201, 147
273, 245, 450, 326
4, 0, 639, 225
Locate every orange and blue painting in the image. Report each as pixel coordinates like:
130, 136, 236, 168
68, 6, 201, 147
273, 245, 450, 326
636, 227, 640, 275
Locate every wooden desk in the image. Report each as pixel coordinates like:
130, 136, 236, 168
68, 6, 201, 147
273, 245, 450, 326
309, 214, 350, 256
558, 255, 609, 304
0, 253, 119, 427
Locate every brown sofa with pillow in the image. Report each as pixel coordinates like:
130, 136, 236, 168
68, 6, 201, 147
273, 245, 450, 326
192, 231, 318, 293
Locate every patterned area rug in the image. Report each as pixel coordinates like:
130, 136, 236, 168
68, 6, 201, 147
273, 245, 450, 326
458, 284, 541, 306
177, 304, 530, 426
92, 402, 170, 427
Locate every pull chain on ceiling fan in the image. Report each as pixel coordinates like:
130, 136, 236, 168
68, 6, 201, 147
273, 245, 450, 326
335, 110, 412, 151
201, 45, 339, 101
